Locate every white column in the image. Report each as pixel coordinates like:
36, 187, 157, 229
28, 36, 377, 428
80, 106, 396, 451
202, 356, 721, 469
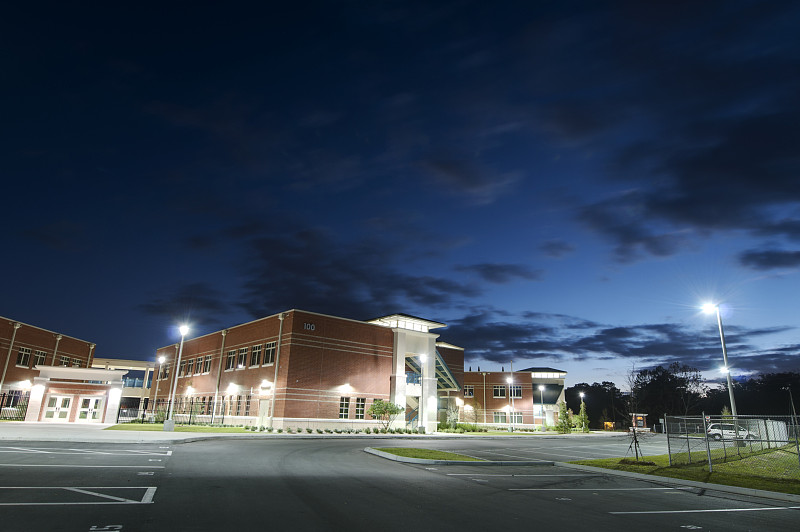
389, 331, 407, 429
25, 379, 47, 422
420, 336, 437, 433
104, 381, 124, 423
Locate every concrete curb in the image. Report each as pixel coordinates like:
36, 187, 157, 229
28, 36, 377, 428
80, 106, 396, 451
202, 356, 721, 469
557, 462, 800, 504
364, 447, 554, 466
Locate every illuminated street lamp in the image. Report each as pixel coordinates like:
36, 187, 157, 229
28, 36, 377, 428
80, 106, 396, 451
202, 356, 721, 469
579, 392, 587, 432
702, 303, 738, 418
539, 385, 546, 431
164, 325, 189, 432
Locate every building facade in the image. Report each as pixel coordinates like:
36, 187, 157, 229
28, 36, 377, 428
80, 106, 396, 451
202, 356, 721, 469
459, 367, 567, 429
150, 310, 463, 431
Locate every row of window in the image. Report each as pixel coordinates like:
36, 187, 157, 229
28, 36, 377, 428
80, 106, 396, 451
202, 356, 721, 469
493, 412, 524, 423
463, 385, 523, 398
153, 394, 252, 417
339, 397, 367, 419
16, 347, 82, 368
224, 342, 276, 371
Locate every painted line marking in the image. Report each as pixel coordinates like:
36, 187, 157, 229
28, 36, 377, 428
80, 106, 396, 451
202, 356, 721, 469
510, 487, 693, 491
0, 487, 157, 506
0, 447, 171, 456
611, 506, 800, 515
0, 464, 164, 469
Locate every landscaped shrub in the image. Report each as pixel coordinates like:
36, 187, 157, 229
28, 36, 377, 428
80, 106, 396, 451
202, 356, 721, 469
306, 428, 313, 433
277, 428, 283, 433
364, 427, 371, 434
316, 429, 323, 434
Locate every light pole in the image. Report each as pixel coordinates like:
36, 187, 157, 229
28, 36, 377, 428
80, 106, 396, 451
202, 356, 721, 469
539, 385, 545, 431
702, 303, 738, 418
506, 376, 514, 432
164, 325, 189, 432
579, 392, 587, 432
152, 356, 165, 414
419, 354, 426, 433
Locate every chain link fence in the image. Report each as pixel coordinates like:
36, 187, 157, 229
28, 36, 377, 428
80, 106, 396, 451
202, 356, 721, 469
665, 414, 800, 480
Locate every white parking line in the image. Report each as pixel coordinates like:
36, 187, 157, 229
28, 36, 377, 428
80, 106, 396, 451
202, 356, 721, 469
0, 464, 164, 469
0, 447, 172, 456
0, 486, 157, 506
447, 473, 595, 477
611, 506, 800, 515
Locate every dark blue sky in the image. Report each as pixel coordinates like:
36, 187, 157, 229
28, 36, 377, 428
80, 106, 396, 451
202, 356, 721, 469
3, 1, 799, 387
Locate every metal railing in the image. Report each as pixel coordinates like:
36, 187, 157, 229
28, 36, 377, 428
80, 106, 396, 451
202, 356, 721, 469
0, 392, 29, 421
117, 396, 260, 426
665, 414, 800, 479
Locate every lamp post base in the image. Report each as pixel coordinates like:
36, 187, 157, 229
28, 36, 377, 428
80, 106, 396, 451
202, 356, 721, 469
163, 420, 175, 432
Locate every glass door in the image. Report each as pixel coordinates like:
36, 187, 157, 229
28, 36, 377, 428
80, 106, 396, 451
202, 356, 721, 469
77, 397, 105, 422
43, 395, 72, 421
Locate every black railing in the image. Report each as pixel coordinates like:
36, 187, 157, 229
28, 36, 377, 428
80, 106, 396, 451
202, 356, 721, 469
0, 392, 30, 421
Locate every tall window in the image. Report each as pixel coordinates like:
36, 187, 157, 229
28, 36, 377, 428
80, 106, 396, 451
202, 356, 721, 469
16, 347, 31, 367
493, 385, 506, 398
263, 341, 276, 365
179, 360, 186, 377
71, 358, 81, 367
34, 350, 47, 366
195, 357, 202, 374
245, 395, 251, 415
510, 412, 523, 424
237, 348, 247, 369
186, 359, 194, 375
510, 385, 522, 398
464, 385, 474, 398
203, 355, 212, 373
493, 412, 507, 423
225, 350, 236, 371
355, 398, 366, 419
60, 355, 70, 366
250, 344, 262, 367
339, 397, 350, 419
235, 395, 242, 416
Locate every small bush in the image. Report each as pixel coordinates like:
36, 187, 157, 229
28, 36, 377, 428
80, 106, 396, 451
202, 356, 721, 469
277, 428, 283, 433
306, 428, 312, 433
316, 429, 323, 434
364, 427, 371, 434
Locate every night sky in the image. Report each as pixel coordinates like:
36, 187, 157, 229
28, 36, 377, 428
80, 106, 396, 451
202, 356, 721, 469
4, 1, 800, 388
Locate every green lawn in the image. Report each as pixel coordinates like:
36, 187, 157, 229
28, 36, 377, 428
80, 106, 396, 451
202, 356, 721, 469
105, 424, 253, 433
572, 447, 800, 495
373, 448, 485, 461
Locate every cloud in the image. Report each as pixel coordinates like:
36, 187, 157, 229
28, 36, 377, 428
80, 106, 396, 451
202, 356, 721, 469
455, 263, 542, 283
738, 249, 800, 270
138, 282, 230, 327
539, 240, 574, 258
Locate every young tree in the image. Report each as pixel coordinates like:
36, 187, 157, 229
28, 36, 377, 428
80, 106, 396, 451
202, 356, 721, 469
556, 401, 571, 434
367, 399, 404, 430
577, 399, 590, 433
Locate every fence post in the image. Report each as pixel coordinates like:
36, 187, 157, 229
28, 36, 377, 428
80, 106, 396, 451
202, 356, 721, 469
701, 412, 713, 473
665, 416, 672, 466
685, 419, 692, 464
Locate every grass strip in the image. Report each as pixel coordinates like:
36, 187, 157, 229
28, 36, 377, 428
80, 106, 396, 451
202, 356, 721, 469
373, 447, 485, 461
105, 424, 252, 433
571, 451, 800, 495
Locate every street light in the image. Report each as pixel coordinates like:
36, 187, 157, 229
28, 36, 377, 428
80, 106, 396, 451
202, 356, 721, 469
164, 325, 189, 432
506, 376, 514, 432
702, 303, 738, 418
539, 385, 545, 431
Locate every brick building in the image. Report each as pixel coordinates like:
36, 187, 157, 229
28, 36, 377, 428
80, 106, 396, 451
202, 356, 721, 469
151, 310, 462, 431
459, 367, 567, 429
1, 317, 126, 423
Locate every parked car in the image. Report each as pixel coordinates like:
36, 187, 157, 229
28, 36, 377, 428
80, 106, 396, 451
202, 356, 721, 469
706, 423, 756, 440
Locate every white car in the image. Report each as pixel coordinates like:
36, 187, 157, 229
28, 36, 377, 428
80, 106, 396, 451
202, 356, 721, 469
706, 423, 756, 440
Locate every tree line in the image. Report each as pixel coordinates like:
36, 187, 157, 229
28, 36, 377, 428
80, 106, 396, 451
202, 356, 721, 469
565, 365, 800, 429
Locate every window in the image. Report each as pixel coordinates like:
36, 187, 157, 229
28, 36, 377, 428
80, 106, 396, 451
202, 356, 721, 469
339, 397, 350, 419
250, 345, 262, 367
245, 395, 251, 415
235, 395, 242, 416
16, 347, 31, 367
159, 363, 168, 380
510, 385, 522, 398
464, 385, 474, 398
263, 341, 276, 365
225, 350, 236, 371
186, 358, 194, 375
510, 412, 523, 424
34, 350, 47, 366
493, 412, 507, 423
237, 348, 247, 369
72, 358, 81, 368
355, 397, 366, 419
203, 355, 212, 373
60, 355, 70, 366
179, 360, 186, 377
493, 385, 506, 398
